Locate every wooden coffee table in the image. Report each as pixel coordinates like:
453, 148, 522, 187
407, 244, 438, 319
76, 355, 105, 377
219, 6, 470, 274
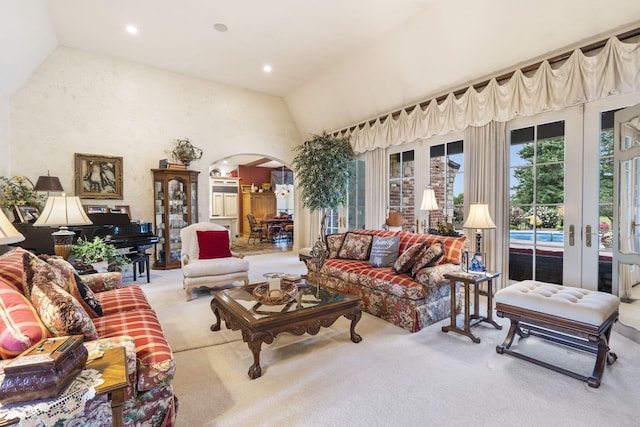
210, 282, 362, 379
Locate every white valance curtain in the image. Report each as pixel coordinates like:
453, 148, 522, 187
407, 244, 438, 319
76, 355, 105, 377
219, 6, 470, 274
335, 37, 640, 153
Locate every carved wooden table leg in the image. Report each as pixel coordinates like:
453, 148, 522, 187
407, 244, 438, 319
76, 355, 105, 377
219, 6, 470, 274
345, 307, 362, 343
248, 337, 262, 380
210, 298, 221, 331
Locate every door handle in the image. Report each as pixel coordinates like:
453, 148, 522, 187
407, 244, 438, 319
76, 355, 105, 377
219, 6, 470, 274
585, 225, 592, 248
569, 224, 575, 246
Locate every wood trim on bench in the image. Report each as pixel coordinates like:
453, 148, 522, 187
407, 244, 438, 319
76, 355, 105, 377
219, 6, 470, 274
495, 302, 618, 388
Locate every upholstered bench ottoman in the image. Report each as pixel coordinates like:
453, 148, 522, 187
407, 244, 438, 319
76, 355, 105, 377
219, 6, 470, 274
494, 280, 620, 388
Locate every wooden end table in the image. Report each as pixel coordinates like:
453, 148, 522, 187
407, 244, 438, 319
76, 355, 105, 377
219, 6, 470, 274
92, 346, 129, 427
442, 271, 502, 343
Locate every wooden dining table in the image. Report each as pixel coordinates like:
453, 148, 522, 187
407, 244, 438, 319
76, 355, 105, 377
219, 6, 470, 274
260, 217, 293, 240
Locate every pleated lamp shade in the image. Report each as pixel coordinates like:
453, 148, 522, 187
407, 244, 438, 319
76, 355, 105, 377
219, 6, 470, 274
0, 210, 25, 245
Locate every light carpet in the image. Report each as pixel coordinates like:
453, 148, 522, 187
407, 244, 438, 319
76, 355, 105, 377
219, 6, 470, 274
141, 253, 640, 427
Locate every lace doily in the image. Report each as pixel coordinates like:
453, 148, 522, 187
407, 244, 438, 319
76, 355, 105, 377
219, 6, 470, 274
0, 369, 104, 427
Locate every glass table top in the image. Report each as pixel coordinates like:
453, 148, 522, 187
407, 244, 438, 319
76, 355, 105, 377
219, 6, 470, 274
220, 282, 350, 321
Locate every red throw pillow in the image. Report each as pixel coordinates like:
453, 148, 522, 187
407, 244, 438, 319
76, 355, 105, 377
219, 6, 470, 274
197, 230, 232, 259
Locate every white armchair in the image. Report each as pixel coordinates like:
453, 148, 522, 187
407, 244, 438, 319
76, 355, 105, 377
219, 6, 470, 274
180, 222, 250, 301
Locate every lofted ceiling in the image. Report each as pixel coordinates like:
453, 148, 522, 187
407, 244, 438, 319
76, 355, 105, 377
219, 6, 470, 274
44, 0, 431, 97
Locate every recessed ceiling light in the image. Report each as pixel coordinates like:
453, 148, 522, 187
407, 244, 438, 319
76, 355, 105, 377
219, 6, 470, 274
213, 23, 228, 32
263, 65, 272, 73
126, 25, 138, 35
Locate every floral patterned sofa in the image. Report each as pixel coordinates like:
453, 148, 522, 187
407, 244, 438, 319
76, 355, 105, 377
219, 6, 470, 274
0, 247, 176, 426
306, 230, 467, 332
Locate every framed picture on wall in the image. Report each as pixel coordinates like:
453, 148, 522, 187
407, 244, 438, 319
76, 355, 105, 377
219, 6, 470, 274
113, 205, 131, 218
85, 205, 108, 214
74, 153, 123, 199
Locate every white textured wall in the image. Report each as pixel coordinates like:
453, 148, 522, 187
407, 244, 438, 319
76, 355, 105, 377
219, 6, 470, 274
0, 94, 9, 176
10, 47, 302, 225
286, 0, 640, 135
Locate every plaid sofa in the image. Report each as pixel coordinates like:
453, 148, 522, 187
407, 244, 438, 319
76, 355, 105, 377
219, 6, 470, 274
0, 247, 176, 426
307, 230, 467, 332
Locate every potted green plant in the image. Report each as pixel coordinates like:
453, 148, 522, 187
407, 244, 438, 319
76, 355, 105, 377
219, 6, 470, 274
292, 132, 355, 272
71, 236, 129, 272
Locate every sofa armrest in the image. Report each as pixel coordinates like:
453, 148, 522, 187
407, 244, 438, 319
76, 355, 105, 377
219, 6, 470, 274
81, 272, 123, 293
182, 253, 190, 266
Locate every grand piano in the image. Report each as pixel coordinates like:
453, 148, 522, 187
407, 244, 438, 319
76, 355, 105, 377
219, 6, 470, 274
14, 213, 158, 256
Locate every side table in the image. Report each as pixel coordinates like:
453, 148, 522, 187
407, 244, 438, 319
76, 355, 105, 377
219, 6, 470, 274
92, 347, 129, 427
442, 271, 502, 343
0, 347, 128, 427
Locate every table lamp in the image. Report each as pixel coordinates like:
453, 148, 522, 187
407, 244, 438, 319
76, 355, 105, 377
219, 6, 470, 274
420, 188, 439, 233
0, 210, 25, 254
33, 175, 64, 193
463, 203, 496, 271
33, 195, 92, 259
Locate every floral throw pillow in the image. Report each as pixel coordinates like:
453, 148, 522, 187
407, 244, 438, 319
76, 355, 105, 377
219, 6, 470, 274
24, 253, 98, 340
325, 233, 346, 259
40, 255, 104, 318
411, 241, 445, 277
393, 242, 427, 274
337, 232, 374, 261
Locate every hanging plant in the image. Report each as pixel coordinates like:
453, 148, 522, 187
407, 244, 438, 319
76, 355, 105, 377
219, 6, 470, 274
292, 131, 355, 232
169, 138, 203, 166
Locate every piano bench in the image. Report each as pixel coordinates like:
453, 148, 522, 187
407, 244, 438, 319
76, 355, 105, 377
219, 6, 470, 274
126, 252, 151, 283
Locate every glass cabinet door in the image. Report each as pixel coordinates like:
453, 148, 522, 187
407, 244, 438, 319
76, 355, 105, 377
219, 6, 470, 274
152, 169, 199, 269
167, 177, 187, 265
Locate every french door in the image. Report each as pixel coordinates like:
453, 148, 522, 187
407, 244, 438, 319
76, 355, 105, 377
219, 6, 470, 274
507, 93, 640, 291
507, 106, 583, 287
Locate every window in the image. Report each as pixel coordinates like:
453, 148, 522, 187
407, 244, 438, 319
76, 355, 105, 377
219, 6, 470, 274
388, 150, 414, 231
326, 159, 366, 234
429, 141, 464, 230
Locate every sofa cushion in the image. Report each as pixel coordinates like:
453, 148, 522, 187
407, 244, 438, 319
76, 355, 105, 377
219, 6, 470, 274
414, 263, 462, 287
325, 233, 346, 259
357, 267, 430, 300
369, 234, 400, 268
393, 242, 427, 274
96, 285, 152, 316
81, 272, 123, 293
0, 247, 29, 294
338, 232, 373, 260
397, 232, 467, 265
0, 280, 50, 359
431, 235, 467, 265
24, 253, 98, 340
411, 241, 445, 277
93, 309, 175, 391
182, 256, 249, 278
320, 259, 373, 283
196, 230, 232, 259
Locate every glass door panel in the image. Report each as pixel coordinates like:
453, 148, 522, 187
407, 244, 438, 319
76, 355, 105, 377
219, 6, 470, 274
615, 102, 640, 300
508, 107, 582, 286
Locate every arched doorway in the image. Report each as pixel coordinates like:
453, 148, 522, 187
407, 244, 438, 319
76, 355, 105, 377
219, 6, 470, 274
209, 154, 295, 248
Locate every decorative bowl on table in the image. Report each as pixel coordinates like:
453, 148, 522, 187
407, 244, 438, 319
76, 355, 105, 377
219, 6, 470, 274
252, 281, 298, 305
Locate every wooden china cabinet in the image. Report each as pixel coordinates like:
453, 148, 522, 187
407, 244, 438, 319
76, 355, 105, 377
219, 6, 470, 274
152, 169, 199, 269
